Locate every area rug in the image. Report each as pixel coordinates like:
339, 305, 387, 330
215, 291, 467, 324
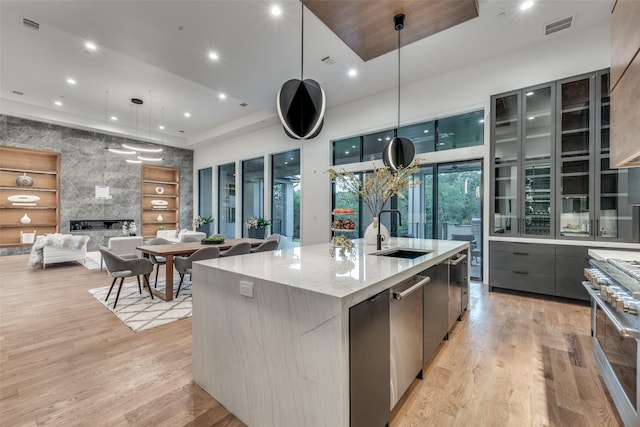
84, 251, 102, 270
88, 275, 192, 332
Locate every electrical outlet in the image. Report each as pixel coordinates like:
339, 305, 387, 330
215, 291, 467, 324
240, 280, 253, 298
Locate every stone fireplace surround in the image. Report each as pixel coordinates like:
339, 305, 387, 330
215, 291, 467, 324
0, 115, 194, 256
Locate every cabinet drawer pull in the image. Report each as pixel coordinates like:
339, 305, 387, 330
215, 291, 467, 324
447, 254, 467, 266
513, 252, 529, 256
513, 271, 529, 275
392, 276, 430, 300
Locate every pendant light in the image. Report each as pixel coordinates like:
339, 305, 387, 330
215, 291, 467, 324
277, 0, 326, 140
383, 14, 416, 172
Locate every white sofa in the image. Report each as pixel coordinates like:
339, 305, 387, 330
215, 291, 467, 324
29, 234, 89, 269
156, 229, 206, 243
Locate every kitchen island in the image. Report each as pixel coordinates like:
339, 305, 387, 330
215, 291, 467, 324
192, 238, 469, 427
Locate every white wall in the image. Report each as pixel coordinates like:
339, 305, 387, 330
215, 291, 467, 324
193, 20, 610, 251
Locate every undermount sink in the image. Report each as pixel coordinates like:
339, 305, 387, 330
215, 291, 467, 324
371, 248, 433, 259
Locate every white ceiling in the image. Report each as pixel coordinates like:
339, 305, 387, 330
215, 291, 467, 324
0, 0, 610, 149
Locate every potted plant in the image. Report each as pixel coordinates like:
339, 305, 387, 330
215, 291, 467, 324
122, 221, 137, 236
246, 216, 272, 239
193, 215, 214, 236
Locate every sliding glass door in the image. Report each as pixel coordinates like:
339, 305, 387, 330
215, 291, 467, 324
218, 162, 236, 237
272, 150, 300, 246
242, 157, 264, 237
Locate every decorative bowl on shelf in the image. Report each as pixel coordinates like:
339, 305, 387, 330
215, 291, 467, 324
155, 186, 165, 194
16, 173, 34, 187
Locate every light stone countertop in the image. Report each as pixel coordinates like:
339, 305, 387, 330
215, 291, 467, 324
196, 237, 468, 304
588, 249, 640, 261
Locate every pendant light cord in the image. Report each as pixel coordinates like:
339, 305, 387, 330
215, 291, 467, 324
301, 0, 304, 80
397, 25, 401, 131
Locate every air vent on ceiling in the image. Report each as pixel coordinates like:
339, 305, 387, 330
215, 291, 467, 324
544, 15, 574, 36
12, 90, 24, 96
239, 102, 248, 107
321, 56, 336, 66
21, 17, 40, 31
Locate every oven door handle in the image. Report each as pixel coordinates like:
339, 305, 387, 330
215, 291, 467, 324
588, 285, 638, 338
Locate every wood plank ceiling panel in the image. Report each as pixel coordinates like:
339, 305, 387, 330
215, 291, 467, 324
304, 0, 480, 61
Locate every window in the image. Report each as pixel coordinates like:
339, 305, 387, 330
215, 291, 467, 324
272, 150, 300, 245
331, 109, 484, 165
399, 121, 435, 154
242, 157, 264, 237
333, 136, 360, 165
436, 110, 484, 151
198, 167, 212, 218
218, 163, 235, 237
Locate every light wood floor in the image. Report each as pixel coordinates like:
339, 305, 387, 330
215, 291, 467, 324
0, 254, 622, 426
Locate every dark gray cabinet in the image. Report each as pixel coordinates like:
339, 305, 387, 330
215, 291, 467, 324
349, 289, 390, 427
423, 263, 449, 364
489, 241, 593, 300
555, 245, 590, 301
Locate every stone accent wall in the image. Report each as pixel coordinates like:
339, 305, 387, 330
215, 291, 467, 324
0, 115, 193, 255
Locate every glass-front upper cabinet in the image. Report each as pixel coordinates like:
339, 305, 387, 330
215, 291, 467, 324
557, 74, 593, 238
556, 69, 631, 241
491, 83, 554, 237
594, 72, 634, 241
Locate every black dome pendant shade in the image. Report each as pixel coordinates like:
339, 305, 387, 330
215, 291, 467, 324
383, 14, 416, 172
277, 78, 326, 139
277, 0, 326, 140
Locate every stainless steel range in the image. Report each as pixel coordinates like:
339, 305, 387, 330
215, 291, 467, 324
583, 251, 640, 427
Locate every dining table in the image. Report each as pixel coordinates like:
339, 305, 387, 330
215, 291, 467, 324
136, 238, 264, 301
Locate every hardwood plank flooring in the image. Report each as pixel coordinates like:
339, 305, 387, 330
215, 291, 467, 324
0, 254, 623, 426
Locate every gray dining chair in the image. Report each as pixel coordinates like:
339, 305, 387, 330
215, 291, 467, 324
180, 235, 202, 243
99, 246, 154, 308
146, 237, 171, 287
173, 246, 220, 297
265, 233, 281, 247
219, 241, 251, 257
250, 239, 279, 253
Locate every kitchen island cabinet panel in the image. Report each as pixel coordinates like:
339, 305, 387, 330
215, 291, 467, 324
489, 269, 556, 296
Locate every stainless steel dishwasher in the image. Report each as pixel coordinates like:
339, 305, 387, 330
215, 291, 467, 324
390, 274, 430, 409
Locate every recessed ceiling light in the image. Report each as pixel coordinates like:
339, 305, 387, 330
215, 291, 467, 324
208, 51, 219, 60
271, 5, 281, 16
521, 1, 534, 11
219, 93, 227, 100
84, 41, 97, 51
478, 119, 485, 123
345, 151, 350, 154
158, 125, 165, 130
423, 129, 429, 133
110, 116, 118, 121
352, 145, 356, 148
385, 137, 391, 141
66, 78, 77, 85
184, 112, 191, 118
284, 161, 288, 165
54, 100, 63, 106
526, 91, 534, 96
528, 116, 535, 120
378, 138, 382, 141
348, 69, 357, 77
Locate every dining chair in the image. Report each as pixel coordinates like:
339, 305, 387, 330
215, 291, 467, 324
173, 246, 220, 297
180, 235, 202, 243
250, 239, 279, 253
219, 241, 251, 257
265, 233, 281, 248
99, 246, 154, 308
146, 237, 171, 287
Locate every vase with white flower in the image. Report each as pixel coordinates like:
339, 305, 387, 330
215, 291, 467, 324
246, 216, 271, 239
328, 157, 420, 245
122, 221, 137, 236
